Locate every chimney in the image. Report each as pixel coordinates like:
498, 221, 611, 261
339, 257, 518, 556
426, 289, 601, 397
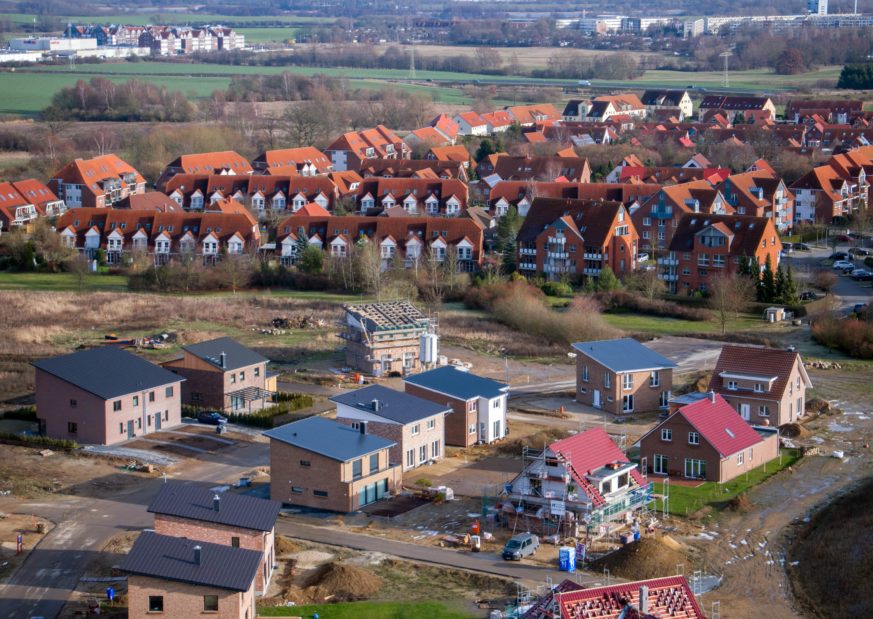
360, 420, 368, 435
213, 493, 220, 512
219, 352, 226, 369
709, 390, 716, 403
639, 585, 649, 613
371, 399, 380, 412
193, 545, 202, 566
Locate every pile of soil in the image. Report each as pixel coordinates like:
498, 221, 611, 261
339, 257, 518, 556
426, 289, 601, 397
728, 493, 754, 513
275, 536, 300, 556
305, 562, 384, 602
673, 371, 712, 396
590, 535, 690, 581
780, 423, 811, 439
494, 428, 570, 456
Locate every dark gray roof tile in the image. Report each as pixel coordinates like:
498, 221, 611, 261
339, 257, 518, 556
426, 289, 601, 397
148, 482, 280, 532
265, 416, 395, 462
330, 385, 451, 424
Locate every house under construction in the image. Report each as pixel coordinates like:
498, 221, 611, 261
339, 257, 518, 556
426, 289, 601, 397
340, 301, 438, 376
504, 427, 652, 539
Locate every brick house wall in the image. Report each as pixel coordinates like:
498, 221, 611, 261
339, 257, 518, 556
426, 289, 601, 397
404, 383, 477, 447
575, 357, 672, 416
269, 440, 401, 512
35, 370, 182, 445
639, 415, 779, 483
162, 355, 268, 413
345, 337, 421, 376
152, 515, 274, 593
336, 418, 404, 467
335, 415, 445, 472
127, 574, 255, 619
715, 361, 807, 426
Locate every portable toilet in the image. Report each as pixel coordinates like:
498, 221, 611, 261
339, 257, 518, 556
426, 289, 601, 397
559, 546, 576, 572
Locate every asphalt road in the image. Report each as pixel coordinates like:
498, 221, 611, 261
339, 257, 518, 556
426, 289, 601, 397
783, 243, 872, 312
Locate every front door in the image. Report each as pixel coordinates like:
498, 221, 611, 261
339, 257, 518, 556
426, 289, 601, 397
593, 390, 602, 408
127, 419, 134, 438
740, 404, 750, 421
155, 413, 162, 430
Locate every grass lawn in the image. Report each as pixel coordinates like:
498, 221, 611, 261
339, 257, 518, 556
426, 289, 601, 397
258, 601, 475, 618
236, 27, 299, 44
0, 272, 128, 292
602, 311, 762, 336
652, 448, 802, 517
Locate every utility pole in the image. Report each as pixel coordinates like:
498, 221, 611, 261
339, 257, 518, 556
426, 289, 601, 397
720, 50, 732, 89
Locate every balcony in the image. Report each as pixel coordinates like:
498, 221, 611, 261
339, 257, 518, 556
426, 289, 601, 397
519, 248, 537, 255
583, 252, 602, 260
658, 257, 678, 266
519, 262, 537, 271
547, 251, 568, 259
583, 267, 602, 276
660, 273, 678, 281
651, 210, 672, 220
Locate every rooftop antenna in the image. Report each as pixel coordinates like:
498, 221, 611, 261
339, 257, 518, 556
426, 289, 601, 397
719, 50, 732, 89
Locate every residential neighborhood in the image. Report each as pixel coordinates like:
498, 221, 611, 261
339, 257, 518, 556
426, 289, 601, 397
1, 13, 873, 617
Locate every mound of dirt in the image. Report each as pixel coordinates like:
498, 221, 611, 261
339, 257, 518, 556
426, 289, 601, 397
305, 562, 384, 602
494, 428, 570, 456
728, 493, 754, 512
590, 536, 690, 582
673, 371, 712, 396
780, 423, 810, 439
275, 535, 301, 557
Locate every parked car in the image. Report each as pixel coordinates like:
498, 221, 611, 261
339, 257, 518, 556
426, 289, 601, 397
828, 252, 849, 261
637, 252, 650, 262
849, 247, 870, 256
782, 242, 794, 251
578, 79, 592, 86
795, 243, 811, 251
833, 260, 855, 273
502, 533, 539, 561
853, 303, 868, 315
800, 291, 820, 301
851, 269, 873, 281
197, 411, 227, 425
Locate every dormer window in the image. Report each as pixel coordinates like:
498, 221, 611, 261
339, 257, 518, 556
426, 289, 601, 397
727, 380, 738, 390
754, 383, 763, 392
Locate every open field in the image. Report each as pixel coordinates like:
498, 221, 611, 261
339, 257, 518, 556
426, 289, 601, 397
259, 601, 476, 618
602, 311, 766, 337
0, 272, 129, 292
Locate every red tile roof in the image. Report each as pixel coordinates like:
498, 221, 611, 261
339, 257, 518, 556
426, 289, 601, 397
674, 393, 764, 457
555, 576, 706, 619
253, 147, 332, 174
50, 154, 145, 194
709, 345, 808, 402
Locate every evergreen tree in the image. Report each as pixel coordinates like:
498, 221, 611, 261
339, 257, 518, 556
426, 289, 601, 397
475, 139, 496, 163
757, 255, 776, 303
737, 255, 758, 280
775, 264, 788, 303
496, 206, 522, 274
297, 245, 323, 274
595, 267, 622, 292
782, 263, 799, 305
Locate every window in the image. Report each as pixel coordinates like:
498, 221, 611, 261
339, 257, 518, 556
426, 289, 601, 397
660, 391, 670, 408
796, 376, 801, 390
313, 490, 328, 497
119, 423, 124, 434
230, 374, 236, 384
468, 424, 477, 435
427, 419, 435, 431
69, 399, 77, 408
148, 596, 164, 612
291, 486, 304, 494
113, 400, 122, 412
622, 374, 633, 391
254, 367, 261, 378
688, 431, 700, 445
370, 453, 379, 472
419, 445, 427, 462
406, 449, 415, 467
661, 428, 673, 442
148, 391, 155, 402
759, 405, 769, 416
239, 371, 245, 382
202, 595, 218, 612
165, 386, 173, 397
754, 383, 763, 393
137, 418, 142, 429
432, 440, 440, 458
411, 424, 420, 436
299, 460, 311, 467
649, 371, 659, 387
468, 400, 478, 413
493, 419, 501, 438
684, 458, 706, 479
492, 398, 500, 409
653, 454, 668, 475
133, 395, 139, 406
352, 459, 362, 479
622, 394, 634, 413
727, 380, 738, 390
737, 451, 744, 466
231, 537, 239, 548
68, 422, 78, 434
603, 373, 611, 388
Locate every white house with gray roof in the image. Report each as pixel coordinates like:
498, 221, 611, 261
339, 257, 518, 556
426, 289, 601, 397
332, 384, 451, 472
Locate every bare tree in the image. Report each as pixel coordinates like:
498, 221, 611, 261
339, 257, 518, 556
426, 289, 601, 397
354, 240, 383, 296
708, 273, 754, 335
63, 254, 91, 292
216, 254, 254, 294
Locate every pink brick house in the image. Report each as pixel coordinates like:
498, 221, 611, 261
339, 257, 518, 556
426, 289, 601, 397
148, 483, 281, 593
32, 347, 183, 445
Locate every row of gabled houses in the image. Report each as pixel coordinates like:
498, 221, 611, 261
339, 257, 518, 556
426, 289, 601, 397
68, 23, 246, 55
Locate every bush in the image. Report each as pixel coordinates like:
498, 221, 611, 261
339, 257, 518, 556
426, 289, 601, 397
813, 270, 838, 293
463, 280, 545, 311
3, 406, 36, 421
812, 316, 873, 358
540, 281, 574, 298
225, 393, 315, 428
0, 433, 78, 450
596, 291, 711, 321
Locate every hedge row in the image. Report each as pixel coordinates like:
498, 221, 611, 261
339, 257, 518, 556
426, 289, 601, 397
3, 406, 37, 421
0, 433, 78, 450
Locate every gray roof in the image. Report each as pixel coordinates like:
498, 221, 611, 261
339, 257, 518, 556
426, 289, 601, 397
571, 338, 677, 373
121, 531, 261, 592
183, 337, 267, 372
265, 416, 395, 462
32, 347, 183, 400
330, 385, 451, 424
404, 366, 508, 400
148, 482, 281, 532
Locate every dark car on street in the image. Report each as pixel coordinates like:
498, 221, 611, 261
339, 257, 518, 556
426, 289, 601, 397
197, 411, 227, 425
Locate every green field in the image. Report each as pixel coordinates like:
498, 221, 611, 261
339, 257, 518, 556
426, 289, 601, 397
258, 601, 476, 618
602, 311, 763, 337
595, 66, 841, 91
652, 449, 802, 517
0, 272, 129, 292
236, 27, 299, 44
0, 12, 335, 26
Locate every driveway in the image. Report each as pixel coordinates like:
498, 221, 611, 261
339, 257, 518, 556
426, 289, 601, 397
786, 244, 872, 311
0, 439, 269, 619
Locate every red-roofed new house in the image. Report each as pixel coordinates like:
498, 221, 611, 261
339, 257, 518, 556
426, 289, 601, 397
326, 126, 408, 172
709, 345, 811, 426
11, 179, 65, 217
252, 147, 333, 176
156, 151, 253, 192
506, 427, 651, 534
549, 576, 707, 619
49, 154, 146, 208
638, 393, 779, 483
0, 181, 38, 231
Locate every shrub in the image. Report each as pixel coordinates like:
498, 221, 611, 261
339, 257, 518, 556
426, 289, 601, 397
813, 270, 838, 293
596, 290, 711, 321
0, 433, 78, 450
463, 280, 545, 311
225, 393, 315, 428
540, 281, 574, 298
811, 316, 873, 358
3, 406, 37, 421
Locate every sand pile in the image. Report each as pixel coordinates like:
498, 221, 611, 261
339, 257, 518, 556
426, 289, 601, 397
305, 562, 384, 601
591, 535, 690, 581
728, 493, 754, 513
